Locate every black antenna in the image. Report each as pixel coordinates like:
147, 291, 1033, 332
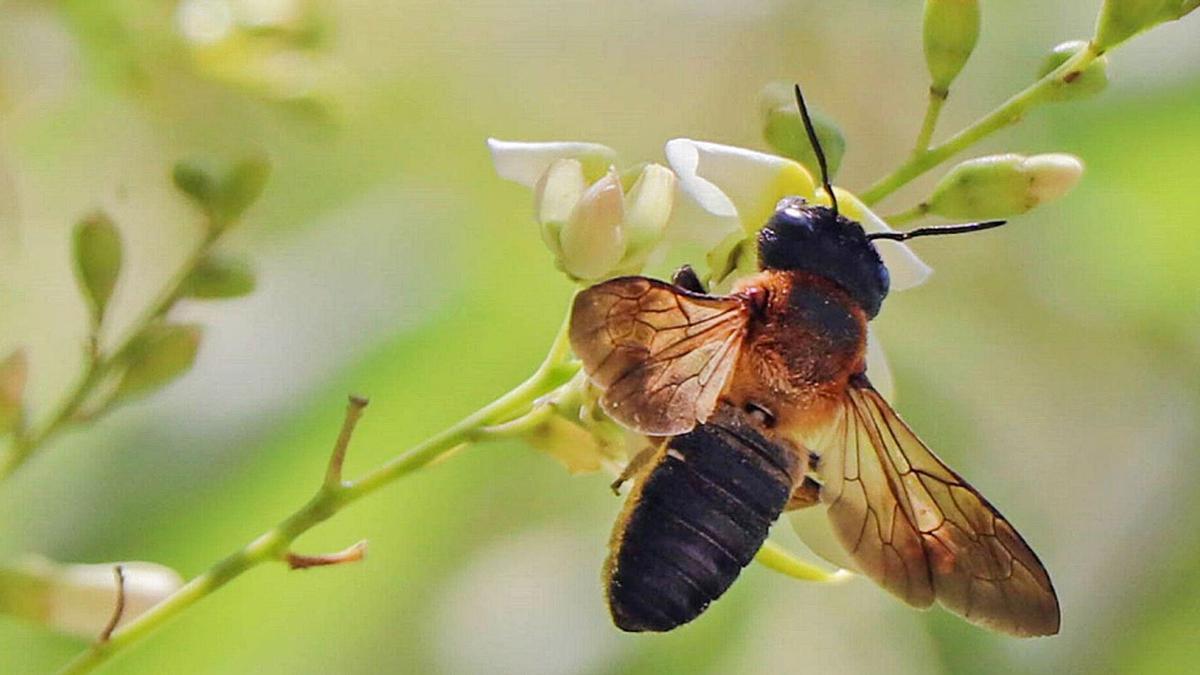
793, 84, 837, 216
866, 220, 1007, 242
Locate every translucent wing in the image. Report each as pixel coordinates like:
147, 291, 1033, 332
570, 276, 750, 436
814, 376, 1060, 637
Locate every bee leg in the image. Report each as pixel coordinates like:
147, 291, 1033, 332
786, 476, 822, 510
671, 265, 706, 293
610, 444, 659, 495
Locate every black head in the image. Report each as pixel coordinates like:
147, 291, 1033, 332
758, 197, 889, 318
757, 84, 1011, 318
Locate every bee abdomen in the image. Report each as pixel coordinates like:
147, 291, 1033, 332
606, 410, 801, 632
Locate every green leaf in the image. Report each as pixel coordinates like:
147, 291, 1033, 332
0, 349, 28, 435
214, 157, 271, 227
114, 323, 202, 400
181, 255, 257, 299
172, 161, 218, 210
73, 213, 122, 325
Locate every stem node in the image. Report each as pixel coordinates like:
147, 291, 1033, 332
285, 540, 369, 570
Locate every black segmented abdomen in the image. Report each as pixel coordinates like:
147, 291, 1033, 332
605, 406, 801, 632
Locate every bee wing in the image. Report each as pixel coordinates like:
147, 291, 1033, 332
570, 276, 750, 436
814, 377, 1060, 637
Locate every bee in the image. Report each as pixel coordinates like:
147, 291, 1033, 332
569, 86, 1060, 637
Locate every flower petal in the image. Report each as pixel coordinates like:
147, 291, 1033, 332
865, 328, 895, 403
487, 139, 617, 188
826, 188, 933, 291
559, 169, 625, 280
619, 163, 677, 270
789, 507, 859, 572
666, 139, 815, 233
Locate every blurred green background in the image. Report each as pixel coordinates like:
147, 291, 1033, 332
1, 0, 1198, 672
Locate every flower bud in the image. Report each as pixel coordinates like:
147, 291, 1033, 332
926, 153, 1084, 219
0, 557, 183, 639
73, 213, 123, 325
0, 349, 28, 435
923, 0, 981, 94
1094, 0, 1182, 50
558, 169, 626, 280
1036, 40, 1109, 102
616, 163, 676, 272
759, 82, 846, 178
533, 158, 588, 257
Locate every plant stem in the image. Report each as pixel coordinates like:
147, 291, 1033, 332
0, 230, 218, 482
860, 42, 1099, 206
912, 87, 948, 154
57, 311, 577, 674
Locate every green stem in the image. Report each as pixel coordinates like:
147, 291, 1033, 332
860, 42, 1099, 206
57, 310, 577, 674
912, 87, 948, 154
0, 230, 219, 482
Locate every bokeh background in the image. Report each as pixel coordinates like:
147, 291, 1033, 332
1, 1, 1198, 673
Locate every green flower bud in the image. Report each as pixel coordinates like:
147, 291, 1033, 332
923, 0, 981, 94
0, 349, 28, 435
114, 323, 203, 401
1036, 40, 1110, 102
1094, 0, 1179, 50
926, 153, 1084, 219
181, 255, 257, 299
759, 82, 846, 178
73, 213, 123, 325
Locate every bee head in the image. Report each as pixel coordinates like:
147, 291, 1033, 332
757, 197, 890, 318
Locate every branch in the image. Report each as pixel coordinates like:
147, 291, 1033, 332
0, 229, 220, 482
859, 42, 1100, 206
56, 309, 578, 674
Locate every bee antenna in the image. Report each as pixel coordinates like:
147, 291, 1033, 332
866, 220, 1008, 242
793, 83, 837, 217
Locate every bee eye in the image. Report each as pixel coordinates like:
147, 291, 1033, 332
744, 401, 776, 428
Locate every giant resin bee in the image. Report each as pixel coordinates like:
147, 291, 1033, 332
569, 86, 1059, 637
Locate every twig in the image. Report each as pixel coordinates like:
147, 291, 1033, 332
286, 540, 368, 570
98, 566, 126, 642
0, 229, 220, 481
912, 86, 948, 154
859, 42, 1099, 206
56, 310, 577, 675
325, 396, 369, 488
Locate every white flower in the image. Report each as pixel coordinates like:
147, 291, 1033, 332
488, 139, 677, 281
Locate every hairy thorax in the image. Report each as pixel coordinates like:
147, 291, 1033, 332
724, 271, 867, 429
